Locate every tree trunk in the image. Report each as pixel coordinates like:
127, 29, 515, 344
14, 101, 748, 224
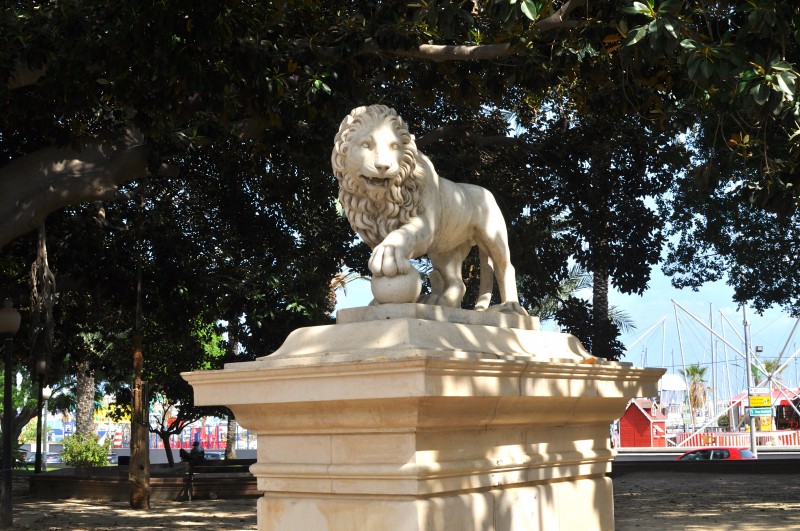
34, 379, 43, 474
74, 360, 96, 437
159, 432, 175, 467
224, 315, 239, 460
591, 259, 612, 359
129, 333, 150, 509
225, 417, 238, 460
128, 183, 150, 508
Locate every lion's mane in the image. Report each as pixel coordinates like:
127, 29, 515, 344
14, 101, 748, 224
332, 105, 426, 248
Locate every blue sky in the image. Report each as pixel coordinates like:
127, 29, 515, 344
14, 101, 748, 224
334, 270, 800, 399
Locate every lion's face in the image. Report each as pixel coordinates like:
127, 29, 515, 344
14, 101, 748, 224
343, 122, 405, 197
332, 105, 424, 247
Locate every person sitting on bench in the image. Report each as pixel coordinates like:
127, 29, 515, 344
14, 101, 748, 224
180, 440, 205, 463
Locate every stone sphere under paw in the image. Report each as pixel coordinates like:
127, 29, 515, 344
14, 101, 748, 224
371, 268, 422, 304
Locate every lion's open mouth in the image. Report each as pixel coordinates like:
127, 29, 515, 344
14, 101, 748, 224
361, 175, 391, 188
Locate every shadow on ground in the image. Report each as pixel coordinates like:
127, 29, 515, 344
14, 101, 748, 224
11, 471, 800, 530
614, 471, 800, 530
12, 498, 257, 530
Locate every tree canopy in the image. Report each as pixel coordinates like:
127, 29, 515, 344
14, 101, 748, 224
1, 0, 799, 372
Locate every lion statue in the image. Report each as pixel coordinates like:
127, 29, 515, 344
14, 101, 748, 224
332, 104, 527, 316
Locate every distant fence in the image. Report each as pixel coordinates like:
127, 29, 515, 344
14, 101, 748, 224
669, 430, 800, 447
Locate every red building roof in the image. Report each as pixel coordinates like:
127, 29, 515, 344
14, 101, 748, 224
628, 398, 669, 422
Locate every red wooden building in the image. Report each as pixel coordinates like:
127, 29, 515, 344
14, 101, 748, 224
619, 398, 668, 448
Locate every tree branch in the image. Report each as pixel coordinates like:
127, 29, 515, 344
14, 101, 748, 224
417, 124, 526, 149
357, 0, 586, 62
536, 0, 586, 33
359, 39, 520, 62
0, 129, 148, 249
0, 112, 274, 249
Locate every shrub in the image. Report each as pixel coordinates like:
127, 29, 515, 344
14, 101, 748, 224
61, 433, 111, 468
0, 440, 28, 468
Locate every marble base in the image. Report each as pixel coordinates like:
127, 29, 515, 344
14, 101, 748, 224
184, 305, 663, 530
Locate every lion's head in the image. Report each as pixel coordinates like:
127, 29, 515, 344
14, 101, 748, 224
332, 105, 425, 248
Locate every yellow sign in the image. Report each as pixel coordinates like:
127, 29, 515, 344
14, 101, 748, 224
749, 395, 772, 407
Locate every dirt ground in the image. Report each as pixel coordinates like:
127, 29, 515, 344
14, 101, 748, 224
8, 472, 800, 530
11, 498, 258, 530
614, 471, 800, 530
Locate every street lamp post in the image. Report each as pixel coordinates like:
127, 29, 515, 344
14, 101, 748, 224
41, 386, 51, 473
34, 381, 41, 474
0, 299, 21, 529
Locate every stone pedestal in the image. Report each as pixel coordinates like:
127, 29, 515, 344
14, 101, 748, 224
184, 304, 663, 531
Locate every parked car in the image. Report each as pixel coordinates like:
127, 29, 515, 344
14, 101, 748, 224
24, 452, 62, 464
676, 446, 757, 461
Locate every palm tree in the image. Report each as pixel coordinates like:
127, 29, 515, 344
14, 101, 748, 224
679, 364, 710, 429
532, 264, 637, 333
752, 359, 784, 387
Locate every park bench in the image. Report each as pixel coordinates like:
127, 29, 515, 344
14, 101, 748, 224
184, 458, 257, 501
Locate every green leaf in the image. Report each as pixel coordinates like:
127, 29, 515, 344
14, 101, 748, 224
736, 80, 749, 94
688, 57, 700, 79
776, 72, 796, 98
659, 0, 682, 14
627, 26, 648, 45
740, 69, 758, 81
622, 2, 653, 15
680, 39, 698, 50
700, 60, 711, 78
770, 60, 793, 72
662, 17, 677, 38
520, 0, 539, 20
752, 83, 770, 105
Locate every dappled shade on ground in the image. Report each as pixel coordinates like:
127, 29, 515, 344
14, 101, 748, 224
614, 471, 800, 530
12, 498, 257, 530
9, 471, 800, 530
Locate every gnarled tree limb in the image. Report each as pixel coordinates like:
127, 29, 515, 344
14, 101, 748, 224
0, 130, 147, 248
536, 0, 586, 32
417, 123, 526, 149
358, 39, 520, 62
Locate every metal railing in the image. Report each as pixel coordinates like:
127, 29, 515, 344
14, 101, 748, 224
667, 430, 800, 447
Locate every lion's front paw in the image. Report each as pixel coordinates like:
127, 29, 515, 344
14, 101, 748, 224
369, 244, 412, 277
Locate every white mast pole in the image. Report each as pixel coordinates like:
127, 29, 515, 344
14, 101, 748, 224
710, 303, 717, 420
674, 303, 691, 431
743, 305, 758, 458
